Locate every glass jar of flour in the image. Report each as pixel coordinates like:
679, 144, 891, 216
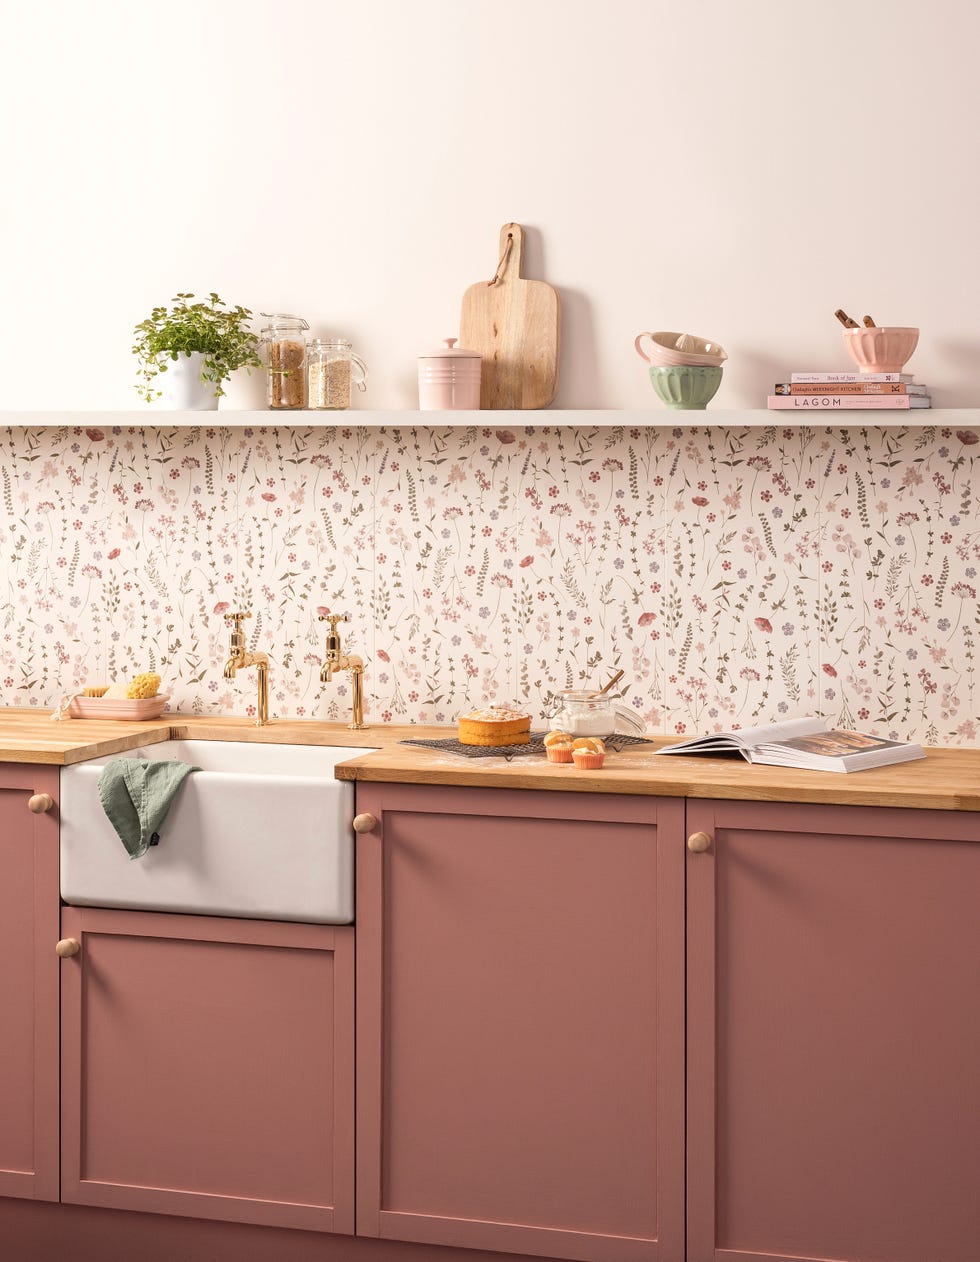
546, 689, 645, 738
307, 338, 368, 410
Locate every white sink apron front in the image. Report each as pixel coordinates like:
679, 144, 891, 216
59, 740, 375, 923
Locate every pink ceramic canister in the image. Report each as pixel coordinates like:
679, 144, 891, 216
417, 338, 482, 410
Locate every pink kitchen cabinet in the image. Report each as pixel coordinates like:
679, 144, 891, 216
5, 744, 978, 1262
354, 783, 686, 1262
0, 764, 60, 1203
685, 798, 980, 1262
59, 906, 355, 1234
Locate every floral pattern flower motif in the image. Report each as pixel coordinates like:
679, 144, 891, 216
0, 422, 976, 745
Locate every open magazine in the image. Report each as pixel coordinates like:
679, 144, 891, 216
656, 716, 925, 773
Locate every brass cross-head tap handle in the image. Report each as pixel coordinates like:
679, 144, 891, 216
318, 613, 349, 633
319, 613, 349, 656
225, 610, 251, 648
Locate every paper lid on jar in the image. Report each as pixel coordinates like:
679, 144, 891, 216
418, 337, 480, 360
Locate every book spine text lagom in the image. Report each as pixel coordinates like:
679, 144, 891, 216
767, 395, 926, 410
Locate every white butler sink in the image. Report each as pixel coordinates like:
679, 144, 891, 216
59, 739, 376, 924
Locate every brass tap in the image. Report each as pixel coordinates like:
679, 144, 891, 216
223, 611, 270, 726
319, 613, 368, 729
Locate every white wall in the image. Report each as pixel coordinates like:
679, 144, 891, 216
2, 0, 978, 413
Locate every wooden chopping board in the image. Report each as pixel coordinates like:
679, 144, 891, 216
459, 223, 560, 409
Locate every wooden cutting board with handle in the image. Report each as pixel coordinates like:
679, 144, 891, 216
459, 223, 560, 409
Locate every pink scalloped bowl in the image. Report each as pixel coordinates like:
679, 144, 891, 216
634, 330, 727, 368
68, 694, 170, 721
842, 326, 918, 374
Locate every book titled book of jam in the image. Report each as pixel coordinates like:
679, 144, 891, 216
790, 371, 915, 383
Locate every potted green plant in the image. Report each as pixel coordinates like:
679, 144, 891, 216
132, 292, 262, 409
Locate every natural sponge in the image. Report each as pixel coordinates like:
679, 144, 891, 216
126, 672, 162, 699
105, 672, 162, 700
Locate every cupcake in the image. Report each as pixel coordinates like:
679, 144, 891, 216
571, 736, 605, 770
543, 730, 574, 764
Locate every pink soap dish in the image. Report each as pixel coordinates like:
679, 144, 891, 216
68, 695, 170, 721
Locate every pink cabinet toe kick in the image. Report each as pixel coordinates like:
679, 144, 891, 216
0, 1198, 596, 1262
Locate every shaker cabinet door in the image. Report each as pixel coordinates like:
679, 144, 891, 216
0, 764, 60, 1202
355, 783, 686, 1262
686, 798, 980, 1262
60, 907, 355, 1234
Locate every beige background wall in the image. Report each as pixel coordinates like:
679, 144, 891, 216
1, 0, 978, 412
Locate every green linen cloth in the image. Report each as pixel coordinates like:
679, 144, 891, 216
97, 759, 199, 860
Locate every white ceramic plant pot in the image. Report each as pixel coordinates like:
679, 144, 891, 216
159, 351, 220, 410
219, 363, 267, 410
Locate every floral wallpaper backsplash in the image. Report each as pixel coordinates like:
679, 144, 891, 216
1, 422, 978, 745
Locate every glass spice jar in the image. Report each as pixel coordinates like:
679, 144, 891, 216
307, 338, 368, 410
259, 313, 310, 409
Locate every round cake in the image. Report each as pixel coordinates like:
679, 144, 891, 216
458, 705, 532, 747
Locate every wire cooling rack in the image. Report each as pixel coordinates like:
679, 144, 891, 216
398, 732, 654, 761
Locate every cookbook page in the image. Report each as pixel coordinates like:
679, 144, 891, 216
657, 714, 827, 754
735, 715, 828, 746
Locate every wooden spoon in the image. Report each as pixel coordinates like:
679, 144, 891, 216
596, 669, 624, 696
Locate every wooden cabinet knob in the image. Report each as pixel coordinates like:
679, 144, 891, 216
687, 830, 712, 853
28, 793, 55, 814
352, 813, 378, 833
56, 938, 80, 958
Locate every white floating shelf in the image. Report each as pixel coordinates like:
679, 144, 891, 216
1, 409, 977, 429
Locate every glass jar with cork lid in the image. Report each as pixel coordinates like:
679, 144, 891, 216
259, 314, 309, 409
307, 338, 368, 410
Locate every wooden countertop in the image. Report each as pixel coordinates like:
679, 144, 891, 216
333, 737, 980, 812
0, 711, 173, 765
2, 709, 978, 811
0, 710, 427, 765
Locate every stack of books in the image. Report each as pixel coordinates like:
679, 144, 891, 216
767, 372, 931, 411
